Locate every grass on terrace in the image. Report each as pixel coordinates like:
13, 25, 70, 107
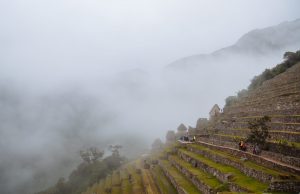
178, 148, 268, 192
141, 167, 160, 194
160, 159, 201, 194
120, 168, 132, 194
150, 165, 177, 194
169, 155, 228, 191
188, 144, 297, 180
104, 174, 112, 191
127, 163, 145, 194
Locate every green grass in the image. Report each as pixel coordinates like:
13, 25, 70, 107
112, 170, 121, 186
169, 155, 228, 191
160, 159, 201, 194
188, 144, 297, 180
104, 174, 112, 190
95, 180, 105, 194
127, 163, 144, 194
141, 167, 160, 194
120, 169, 132, 194
150, 165, 177, 194
178, 148, 268, 192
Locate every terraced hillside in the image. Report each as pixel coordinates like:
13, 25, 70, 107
198, 62, 300, 165
82, 60, 300, 194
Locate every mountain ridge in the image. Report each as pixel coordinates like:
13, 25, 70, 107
168, 18, 300, 69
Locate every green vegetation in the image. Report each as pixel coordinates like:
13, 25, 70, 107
188, 144, 296, 180
169, 155, 228, 191
127, 163, 145, 194
225, 50, 300, 107
120, 168, 132, 194
248, 50, 300, 90
150, 165, 177, 194
141, 167, 160, 194
246, 116, 270, 148
38, 154, 125, 194
112, 170, 121, 186
160, 159, 201, 193
178, 148, 268, 192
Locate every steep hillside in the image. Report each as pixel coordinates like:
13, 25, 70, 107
79, 53, 300, 194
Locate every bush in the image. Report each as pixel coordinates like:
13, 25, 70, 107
225, 50, 300, 108
248, 50, 300, 90
246, 116, 271, 148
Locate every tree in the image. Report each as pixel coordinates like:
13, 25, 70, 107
246, 116, 270, 149
80, 147, 104, 163
108, 144, 122, 156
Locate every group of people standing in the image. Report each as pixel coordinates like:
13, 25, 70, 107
238, 140, 261, 155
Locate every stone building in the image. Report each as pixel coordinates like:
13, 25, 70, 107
196, 118, 208, 130
209, 104, 221, 120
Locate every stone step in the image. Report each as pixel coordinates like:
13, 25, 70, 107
185, 143, 299, 184
149, 164, 177, 194
159, 159, 201, 194
194, 140, 300, 175
168, 154, 228, 194
177, 148, 268, 193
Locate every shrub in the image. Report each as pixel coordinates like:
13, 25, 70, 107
246, 116, 271, 148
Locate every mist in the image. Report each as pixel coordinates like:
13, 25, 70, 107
1, 0, 300, 193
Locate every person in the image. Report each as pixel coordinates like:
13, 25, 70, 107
239, 141, 247, 151
253, 144, 260, 155
193, 136, 196, 142
238, 141, 243, 150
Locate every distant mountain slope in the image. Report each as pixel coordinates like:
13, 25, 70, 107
168, 19, 300, 69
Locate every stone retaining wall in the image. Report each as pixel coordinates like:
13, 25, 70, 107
211, 134, 300, 158
261, 151, 300, 168
158, 161, 188, 194
268, 180, 300, 192
195, 141, 300, 175
187, 146, 273, 183
168, 156, 215, 194
177, 150, 250, 193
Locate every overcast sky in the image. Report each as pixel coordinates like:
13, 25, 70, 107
1, 0, 300, 86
